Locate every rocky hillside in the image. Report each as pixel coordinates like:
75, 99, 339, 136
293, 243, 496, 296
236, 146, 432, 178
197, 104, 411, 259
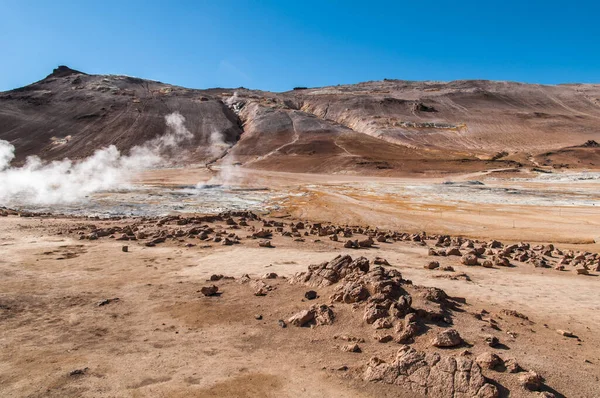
0, 66, 242, 163
1, 66, 599, 174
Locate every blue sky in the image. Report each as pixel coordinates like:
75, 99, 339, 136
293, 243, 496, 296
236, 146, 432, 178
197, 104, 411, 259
1, 0, 599, 92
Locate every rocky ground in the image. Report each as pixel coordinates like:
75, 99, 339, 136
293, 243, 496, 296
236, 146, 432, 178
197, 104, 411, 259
1, 211, 599, 397
2, 66, 600, 398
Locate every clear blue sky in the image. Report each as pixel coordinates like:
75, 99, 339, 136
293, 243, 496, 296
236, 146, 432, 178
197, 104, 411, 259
1, 0, 599, 92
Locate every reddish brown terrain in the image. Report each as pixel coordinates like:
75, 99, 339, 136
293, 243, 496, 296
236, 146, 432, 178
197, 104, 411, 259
2, 66, 599, 174
0, 211, 599, 398
1, 67, 599, 398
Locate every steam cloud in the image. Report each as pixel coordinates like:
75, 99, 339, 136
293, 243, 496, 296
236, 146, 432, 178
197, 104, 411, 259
197, 92, 243, 188
0, 140, 15, 171
0, 112, 192, 206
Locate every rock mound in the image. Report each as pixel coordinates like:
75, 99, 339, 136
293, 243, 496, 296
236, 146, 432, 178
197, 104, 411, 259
364, 345, 499, 397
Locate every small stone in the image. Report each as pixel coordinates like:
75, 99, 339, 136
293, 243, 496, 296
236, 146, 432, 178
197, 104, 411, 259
424, 260, 440, 270
278, 320, 287, 328
97, 298, 119, 307
556, 329, 575, 337
200, 285, 219, 296
483, 335, 499, 347
121, 245, 128, 253
369, 357, 385, 366
304, 290, 318, 300
373, 257, 390, 265
254, 314, 263, 320
69, 367, 89, 377
374, 334, 394, 343
342, 343, 362, 353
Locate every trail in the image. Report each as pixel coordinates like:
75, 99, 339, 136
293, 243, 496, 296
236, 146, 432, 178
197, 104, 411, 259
245, 113, 300, 165
333, 136, 358, 157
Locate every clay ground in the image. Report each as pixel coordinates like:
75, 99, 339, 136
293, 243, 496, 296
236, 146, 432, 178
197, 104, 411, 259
139, 167, 600, 247
1, 207, 599, 397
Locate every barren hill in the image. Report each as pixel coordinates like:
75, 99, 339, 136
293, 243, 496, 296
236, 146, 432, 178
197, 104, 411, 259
1, 66, 599, 175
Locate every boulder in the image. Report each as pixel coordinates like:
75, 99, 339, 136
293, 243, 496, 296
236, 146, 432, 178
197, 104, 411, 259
373, 333, 394, 343
363, 305, 388, 324
396, 322, 420, 344
447, 247, 462, 256
313, 304, 335, 325
374, 257, 390, 265
494, 256, 511, 267
344, 240, 358, 249
431, 328, 463, 347
575, 266, 589, 275
364, 346, 498, 397
461, 254, 479, 266
288, 309, 314, 327
476, 352, 503, 370
333, 281, 371, 303
288, 304, 335, 327
358, 237, 375, 248
290, 255, 369, 287
253, 229, 272, 238
519, 370, 543, 391
504, 358, 522, 373
372, 318, 393, 329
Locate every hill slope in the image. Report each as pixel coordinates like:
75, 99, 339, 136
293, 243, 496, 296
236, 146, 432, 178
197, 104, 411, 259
1, 67, 599, 175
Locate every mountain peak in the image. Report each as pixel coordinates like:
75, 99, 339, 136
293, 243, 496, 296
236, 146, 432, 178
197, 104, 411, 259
48, 65, 86, 78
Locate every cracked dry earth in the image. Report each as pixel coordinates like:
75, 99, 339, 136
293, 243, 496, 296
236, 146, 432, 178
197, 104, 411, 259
0, 213, 599, 397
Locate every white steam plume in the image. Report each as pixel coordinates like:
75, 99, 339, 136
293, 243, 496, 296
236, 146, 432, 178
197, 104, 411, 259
0, 112, 192, 206
0, 140, 16, 171
198, 92, 243, 187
